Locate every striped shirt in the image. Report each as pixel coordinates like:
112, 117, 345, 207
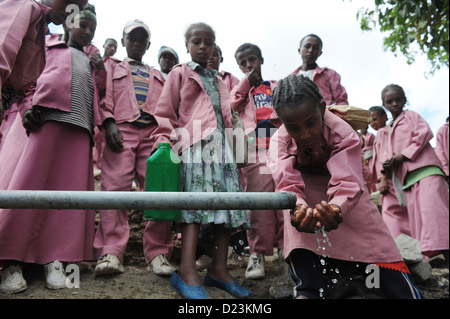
40, 47, 94, 138
126, 58, 154, 127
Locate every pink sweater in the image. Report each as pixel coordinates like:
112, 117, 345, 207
291, 65, 348, 106
151, 63, 234, 153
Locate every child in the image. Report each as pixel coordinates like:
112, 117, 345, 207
93, 19, 176, 278
290, 34, 348, 106
380, 84, 449, 263
102, 38, 118, 59
0, 0, 89, 125
92, 38, 119, 176
268, 74, 422, 299
369, 106, 410, 239
151, 22, 250, 299
157, 46, 179, 79
0, 4, 104, 294
230, 43, 284, 280
200, 44, 242, 270
207, 45, 240, 92
435, 117, 449, 181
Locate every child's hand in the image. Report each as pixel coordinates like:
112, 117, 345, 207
290, 204, 320, 233
383, 154, 406, 173
379, 174, 388, 195
103, 120, 123, 152
91, 53, 105, 71
312, 201, 343, 232
245, 69, 261, 88
22, 109, 42, 133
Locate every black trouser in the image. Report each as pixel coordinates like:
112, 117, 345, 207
288, 248, 422, 299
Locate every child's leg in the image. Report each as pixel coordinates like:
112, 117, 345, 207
379, 267, 423, 299
178, 223, 201, 286
93, 123, 139, 262
288, 249, 329, 299
209, 224, 234, 283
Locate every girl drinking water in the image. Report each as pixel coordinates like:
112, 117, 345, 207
267, 74, 422, 299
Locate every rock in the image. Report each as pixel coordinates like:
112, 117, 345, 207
269, 274, 292, 299
409, 260, 432, 283
395, 233, 423, 264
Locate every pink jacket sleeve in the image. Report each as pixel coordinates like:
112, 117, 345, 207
267, 129, 309, 208
435, 123, 449, 176
151, 67, 182, 151
400, 111, 434, 161
0, 0, 47, 94
326, 69, 348, 105
324, 121, 365, 214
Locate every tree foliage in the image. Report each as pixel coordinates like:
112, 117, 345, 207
356, 0, 449, 75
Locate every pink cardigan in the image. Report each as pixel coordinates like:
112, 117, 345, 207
268, 110, 402, 263
230, 78, 278, 134
435, 122, 449, 176
380, 110, 443, 183
101, 57, 165, 124
17, 34, 106, 129
151, 63, 234, 153
291, 65, 348, 106
0, 0, 50, 95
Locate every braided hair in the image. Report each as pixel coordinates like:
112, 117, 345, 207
273, 74, 323, 115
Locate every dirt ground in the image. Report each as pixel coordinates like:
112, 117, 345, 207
0, 207, 448, 301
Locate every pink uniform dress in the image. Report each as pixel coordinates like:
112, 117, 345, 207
0, 35, 105, 264
290, 65, 348, 106
383, 110, 449, 255
268, 110, 406, 270
93, 57, 173, 265
370, 125, 410, 239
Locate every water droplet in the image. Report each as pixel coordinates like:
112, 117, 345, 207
332, 278, 338, 284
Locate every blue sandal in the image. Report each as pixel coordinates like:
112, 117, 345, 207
170, 270, 208, 299
204, 272, 250, 298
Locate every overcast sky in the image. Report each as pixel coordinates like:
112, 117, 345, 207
53, 0, 449, 146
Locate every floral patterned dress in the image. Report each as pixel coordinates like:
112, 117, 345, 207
178, 62, 250, 231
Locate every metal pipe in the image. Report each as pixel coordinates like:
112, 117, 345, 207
0, 190, 296, 211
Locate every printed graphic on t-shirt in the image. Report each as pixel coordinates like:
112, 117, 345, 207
252, 82, 276, 148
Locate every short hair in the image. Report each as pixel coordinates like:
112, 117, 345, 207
369, 106, 387, 118
184, 22, 215, 42
215, 45, 222, 58
299, 34, 323, 50
104, 38, 117, 44
273, 74, 323, 114
234, 43, 262, 60
381, 84, 407, 105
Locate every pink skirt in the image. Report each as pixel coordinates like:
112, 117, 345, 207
0, 121, 95, 264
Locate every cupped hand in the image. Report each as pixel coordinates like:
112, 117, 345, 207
312, 201, 343, 232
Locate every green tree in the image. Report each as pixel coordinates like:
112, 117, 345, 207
356, 0, 449, 75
